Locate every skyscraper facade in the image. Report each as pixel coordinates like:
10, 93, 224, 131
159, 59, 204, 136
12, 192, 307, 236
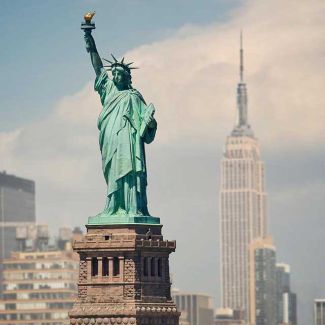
276, 264, 297, 325
219, 35, 267, 318
0, 171, 36, 261
314, 300, 325, 325
0, 225, 79, 325
248, 237, 277, 325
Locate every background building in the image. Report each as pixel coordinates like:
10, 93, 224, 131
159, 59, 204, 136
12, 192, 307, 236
0, 171, 36, 261
0, 224, 79, 325
248, 236, 277, 325
219, 35, 267, 319
276, 264, 297, 325
173, 291, 214, 325
215, 308, 245, 325
315, 300, 325, 325
179, 311, 191, 325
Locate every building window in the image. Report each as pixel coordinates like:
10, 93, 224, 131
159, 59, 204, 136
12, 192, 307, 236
151, 257, 156, 276
5, 304, 16, 310
158, 258, 162, 277
143, 257, 148, 276
113, 257, 119, 276
102, 257, 109, 276
91, 257, 98, 277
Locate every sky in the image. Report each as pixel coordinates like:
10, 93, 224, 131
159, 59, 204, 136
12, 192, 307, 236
1, 1, 325, 324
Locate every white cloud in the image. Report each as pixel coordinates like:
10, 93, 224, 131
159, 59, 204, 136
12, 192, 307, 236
125, 0, 325, 148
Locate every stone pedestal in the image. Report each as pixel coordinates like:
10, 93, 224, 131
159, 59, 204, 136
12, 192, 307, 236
69, 224, 180, 325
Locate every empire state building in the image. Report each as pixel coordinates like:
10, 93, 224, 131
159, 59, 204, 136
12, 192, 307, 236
219, 34, 267, 318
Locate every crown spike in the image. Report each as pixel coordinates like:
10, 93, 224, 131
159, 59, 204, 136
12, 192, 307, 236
111, 54, 118, 62
102, 55, 138, 73
102, 58, 113, 64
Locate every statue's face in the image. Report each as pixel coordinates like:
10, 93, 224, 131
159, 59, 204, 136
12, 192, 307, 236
112, 69, 129, 90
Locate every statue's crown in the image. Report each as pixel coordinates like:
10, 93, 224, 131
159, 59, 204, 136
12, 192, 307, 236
103, 54, 138, 74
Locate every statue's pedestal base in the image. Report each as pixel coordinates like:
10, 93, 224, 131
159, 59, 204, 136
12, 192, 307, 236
88, 213, 160, 226
69, 223, 179, 325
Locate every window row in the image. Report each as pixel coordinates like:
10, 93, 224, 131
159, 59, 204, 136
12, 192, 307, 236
143, 257, 163, 277
91, 257, 120, 277
90, 257, 164, 278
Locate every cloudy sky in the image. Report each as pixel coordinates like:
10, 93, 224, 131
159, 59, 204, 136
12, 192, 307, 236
1, 1, 325, 324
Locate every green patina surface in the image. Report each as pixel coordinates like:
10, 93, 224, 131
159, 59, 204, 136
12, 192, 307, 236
82, 16, 158, 225
88, 213, 160, 225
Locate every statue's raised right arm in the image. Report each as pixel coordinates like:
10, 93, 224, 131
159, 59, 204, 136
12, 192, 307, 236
84, 31, 103, 77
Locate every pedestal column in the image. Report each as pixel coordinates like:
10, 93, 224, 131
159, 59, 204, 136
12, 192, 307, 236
69, 224, 180, 325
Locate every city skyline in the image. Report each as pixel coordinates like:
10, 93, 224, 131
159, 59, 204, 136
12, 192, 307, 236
0, 1, 325, 324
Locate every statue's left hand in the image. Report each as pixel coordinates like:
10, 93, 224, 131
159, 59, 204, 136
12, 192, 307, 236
147, 115, 157, 128
143, 103, 156, 128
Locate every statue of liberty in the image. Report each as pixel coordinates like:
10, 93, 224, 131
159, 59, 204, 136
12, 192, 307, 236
81, 13, 158, 224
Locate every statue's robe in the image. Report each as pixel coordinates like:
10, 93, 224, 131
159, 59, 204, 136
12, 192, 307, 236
95, 70, 156, 216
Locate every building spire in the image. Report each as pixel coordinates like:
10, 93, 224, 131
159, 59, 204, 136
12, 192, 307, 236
232, 31, 254, 137
240, 30, 244, 82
